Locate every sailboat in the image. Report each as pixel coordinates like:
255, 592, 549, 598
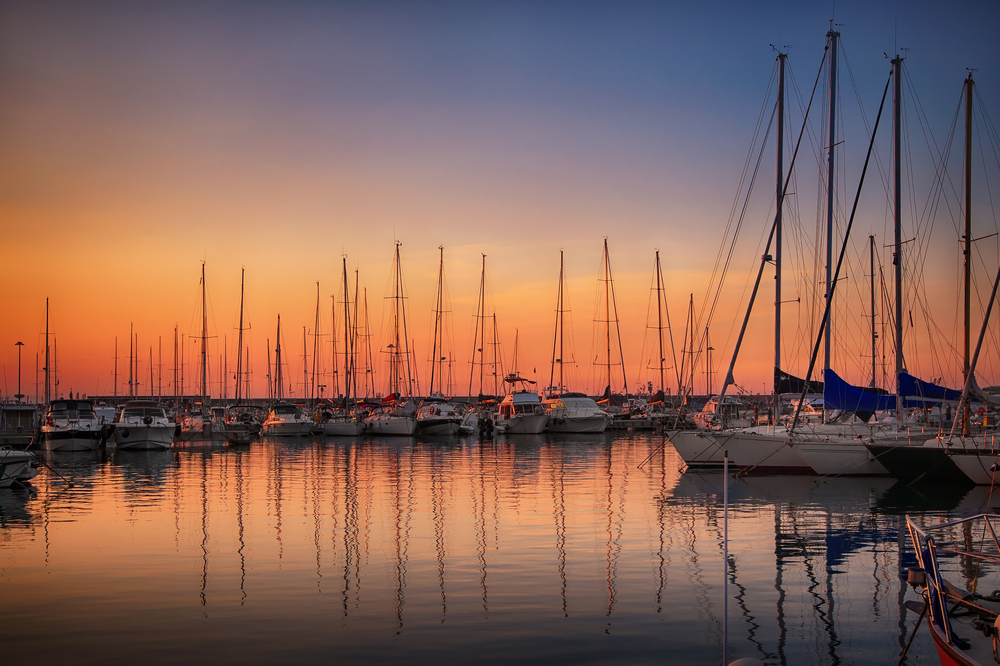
175, 262, 221, 443
869, 72, 1000, 484
542, 249, 610, 433
262, 314, 313, 436
323, 257, 364, 436
364, 242, 417, 436
415, 247, 462, 436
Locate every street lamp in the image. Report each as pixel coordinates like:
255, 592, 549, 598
14, 341, 24, 403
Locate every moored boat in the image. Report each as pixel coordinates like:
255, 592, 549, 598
114, 401, 175, 450
0, 447, 35, 488
42, 399, 105, 451
262, 403, 313, 437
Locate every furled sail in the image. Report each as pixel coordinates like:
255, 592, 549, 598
898, 372, 965, 407
822, 369, 895, 412
775, 367, 823, 395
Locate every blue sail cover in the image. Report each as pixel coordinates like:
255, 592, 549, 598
823, 369, 897, 412
898, 372, 965, 407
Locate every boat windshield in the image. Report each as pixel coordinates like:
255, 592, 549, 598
123, 408, 166, 418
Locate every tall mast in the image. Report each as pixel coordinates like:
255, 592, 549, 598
963, 72, 974, 435
43, 299, 50, 403
687, 294, 694, 403
266, 338, 272, 402
158, 336, 162, 398
113, 336, 118, 400
774, 50, 786, 397
362, 288, 373, 399
491, 313, 501, 397
312, 282, 320, 403
302, 326, 308, 401
824, 28, 839, 381
869, 235, 877, 387
892, 53, 904, 422
331, 295, 339, 398
469, 254, 487, 398
128, 322, 133, 398
200, 262, 209, 414
549, 250, 565, 394
654, 251, 665, 396
429, 246, 444, 396
342, 257, 352, 405
236, 268, 245, 403
275, 315, 283, 401
705, 327, 712, 396
173, 326, 178, 406
150, 347, 154, 398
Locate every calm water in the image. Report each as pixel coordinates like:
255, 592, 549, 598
0, 432, 973, 664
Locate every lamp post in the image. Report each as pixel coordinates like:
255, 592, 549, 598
14, 341, 24, 403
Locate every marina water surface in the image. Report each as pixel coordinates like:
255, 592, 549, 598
0, 433, 961, 664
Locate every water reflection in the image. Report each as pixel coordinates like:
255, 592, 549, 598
0, 433, 967, 663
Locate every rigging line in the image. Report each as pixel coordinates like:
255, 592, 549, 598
716, 61, 831, 402
790, 65, 893, 433
713, 46, 830, 400
974, 98, 1000, 237
696, 63, 779, 333
842, 41, 892, 199
692, 101, 776, 379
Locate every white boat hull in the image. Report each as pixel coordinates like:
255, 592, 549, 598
667, 430, 728, 467
114, 424, 174, 450
793, 439, 890, 476
0, 450, 33, 488
415, 418, 461, 436
365, 415, 416, 436
943, 436, 1000, 484
545, 414, 609, 434
719, 428, 814, 473
498, 413, 548, 434
43, 430, 103, 452
262, 422, 313, 437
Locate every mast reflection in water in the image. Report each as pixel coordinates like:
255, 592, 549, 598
0, 433, 962, 663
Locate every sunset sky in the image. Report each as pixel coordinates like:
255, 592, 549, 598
2, 0, 998, 401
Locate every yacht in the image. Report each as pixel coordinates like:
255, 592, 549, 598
364, 399, 417, 436
494, 383, 548, 435
261, 403, 313, 437
414, 399, 462, 436
113, 401, 175, 450
42, 399, 105, 451
543, 393, 610, 433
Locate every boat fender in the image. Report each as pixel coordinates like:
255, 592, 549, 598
120, 428, 130, 439
143, 415, 153, 425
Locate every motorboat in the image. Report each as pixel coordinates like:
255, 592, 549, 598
42, 399, 105, 451
114, 401, 175, 450
364, 399, 417, 436
494, 390, 547, 434
543, 393, 610, 433
261, 403, 313, 437
0, 447, 35, 488
414, 399, 462, 436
